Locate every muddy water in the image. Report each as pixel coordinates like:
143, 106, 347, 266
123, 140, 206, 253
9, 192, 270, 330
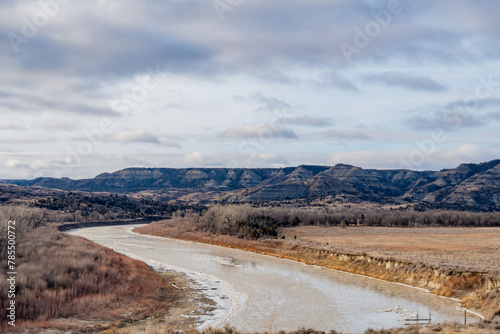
68, 225, 473, 333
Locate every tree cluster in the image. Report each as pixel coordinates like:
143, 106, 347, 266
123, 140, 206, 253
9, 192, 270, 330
191, 204, 500, 240
32, 193, 205, 223
0, 205, 46, 257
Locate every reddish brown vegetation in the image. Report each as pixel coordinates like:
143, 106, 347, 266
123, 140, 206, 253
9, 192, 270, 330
0, 226, 177, 332
107, 322, 500, 334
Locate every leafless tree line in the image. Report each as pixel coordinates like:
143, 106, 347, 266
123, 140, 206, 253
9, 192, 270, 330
188, 204, 500, 239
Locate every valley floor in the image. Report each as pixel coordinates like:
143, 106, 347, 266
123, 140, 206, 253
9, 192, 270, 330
134, 220, 500, 327
282, 226, 500, 277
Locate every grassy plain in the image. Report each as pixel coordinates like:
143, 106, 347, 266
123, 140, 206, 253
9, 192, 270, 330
282, 226, 500, 276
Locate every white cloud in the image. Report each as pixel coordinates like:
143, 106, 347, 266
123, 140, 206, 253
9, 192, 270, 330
329, 145, 498, 171
181, 152, 233, 167
5, 159, 23, 169
183, 151, 206, 166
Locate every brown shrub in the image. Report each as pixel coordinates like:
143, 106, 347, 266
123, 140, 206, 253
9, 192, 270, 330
0, 226, 176, 332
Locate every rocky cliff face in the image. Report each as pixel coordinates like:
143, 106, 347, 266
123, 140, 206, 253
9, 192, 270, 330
3, 160, 500, 209
402, 160, 500, 209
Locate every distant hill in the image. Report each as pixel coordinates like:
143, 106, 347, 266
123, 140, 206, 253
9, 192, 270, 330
2, 160, 500, 210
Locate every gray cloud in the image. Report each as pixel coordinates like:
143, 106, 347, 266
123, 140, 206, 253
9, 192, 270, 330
365, 72, 447, 92
280, 116, 332, 127
0, 134, 60, 144
253, 94, 294, 113
1, 3, 215, 79
488, 111, 500, 121
405, 97, 500, 131
306, 129, 370, 140
323, 130, 370, 140
223, 123, 298, 139
0, 74, 119, 117
253, 70, 359, 91
33, 119, 79, 131
161, 140, 182, 148
253, 70, 301, 86
2, 0, 500, 83
109, 130, 160, 144
0, 0, 497, 117
445, 98, 500, 113
313, 71, 359, 92
0, 98, 118, 117
407, 110, 485, 131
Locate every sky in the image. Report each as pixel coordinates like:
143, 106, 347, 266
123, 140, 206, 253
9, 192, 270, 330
1, 0, 500, 179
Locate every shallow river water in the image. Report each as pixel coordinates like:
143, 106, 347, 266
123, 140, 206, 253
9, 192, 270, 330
68, 225, 474, 333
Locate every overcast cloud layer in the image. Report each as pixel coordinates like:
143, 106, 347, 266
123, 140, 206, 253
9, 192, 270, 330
1, 0, 500, 178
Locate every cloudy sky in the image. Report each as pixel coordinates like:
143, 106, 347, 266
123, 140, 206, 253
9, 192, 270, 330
1, 0, 500, 179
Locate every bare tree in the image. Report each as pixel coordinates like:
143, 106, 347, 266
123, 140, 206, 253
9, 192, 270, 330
0, 205, 47, 258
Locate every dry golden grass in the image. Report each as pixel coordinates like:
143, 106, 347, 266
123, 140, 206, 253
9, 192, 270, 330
283, 226, 500, 276
281, 226, 500, 315
0, 225, 179, 332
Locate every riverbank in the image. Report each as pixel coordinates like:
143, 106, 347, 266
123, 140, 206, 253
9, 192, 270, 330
101, 322, 500, 334
0, 225, 210, 333
103, 269, 217, 333
133, 219, 500, 321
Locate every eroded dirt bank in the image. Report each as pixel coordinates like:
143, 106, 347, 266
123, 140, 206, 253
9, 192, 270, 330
134, 220, 500, 321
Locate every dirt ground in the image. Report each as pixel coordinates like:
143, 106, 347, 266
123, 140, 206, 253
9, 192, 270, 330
282, 226, 500, 276
103, 270, 216, 334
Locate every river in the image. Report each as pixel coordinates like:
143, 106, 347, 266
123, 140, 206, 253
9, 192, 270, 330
68, 225, 473, 333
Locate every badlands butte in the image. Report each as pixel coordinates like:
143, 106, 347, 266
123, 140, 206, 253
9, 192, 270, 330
3, 159, 500, 210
